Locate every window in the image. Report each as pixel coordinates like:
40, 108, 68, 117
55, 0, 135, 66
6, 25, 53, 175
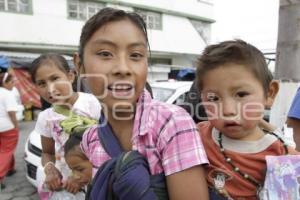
135, 9, 162, 30
0, 0, 31, 14
68, 0, 105, 20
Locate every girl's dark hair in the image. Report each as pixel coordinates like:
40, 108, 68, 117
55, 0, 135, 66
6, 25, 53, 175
30, 53, 71, 83
64, 133, 83, 157
196, 39, 271, 96
79, 7, 149, 63
0, 73, 13, 87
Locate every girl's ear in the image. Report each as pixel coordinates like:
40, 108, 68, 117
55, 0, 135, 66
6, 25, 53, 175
73, 52, 84, 75
265, 80, 279, 109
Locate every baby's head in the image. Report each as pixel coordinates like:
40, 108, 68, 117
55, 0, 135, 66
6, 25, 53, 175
64, 134, 92, 187
196, 40, 278, 140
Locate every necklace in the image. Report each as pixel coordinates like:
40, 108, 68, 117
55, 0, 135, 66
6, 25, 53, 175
217, 130, 289, 189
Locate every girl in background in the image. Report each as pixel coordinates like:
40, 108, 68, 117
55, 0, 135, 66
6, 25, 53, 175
0, 72, 19, 190
30, 53, 101, 199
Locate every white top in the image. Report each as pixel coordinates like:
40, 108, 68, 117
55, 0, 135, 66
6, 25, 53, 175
34, 92, 101, 179
0, 87, 18, 132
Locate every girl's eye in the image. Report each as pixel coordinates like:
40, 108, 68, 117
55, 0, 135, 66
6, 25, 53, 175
130, 53, 144, 60
53, 76, 60, 81
236, 91, 249, 98
97, 51, 113, 58
37, 82, 46, 88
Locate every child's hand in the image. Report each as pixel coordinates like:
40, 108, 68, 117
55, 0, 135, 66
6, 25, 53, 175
44, 164, 63, 191
63, 176, 82, 194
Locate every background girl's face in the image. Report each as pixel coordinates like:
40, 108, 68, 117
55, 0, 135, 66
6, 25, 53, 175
3, 78, 14, 90
35, 64, 75, 105
78, 19, 148, 114
201, 64, 267, 140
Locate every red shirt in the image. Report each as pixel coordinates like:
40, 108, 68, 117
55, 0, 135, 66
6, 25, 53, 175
197, 121, 298, 200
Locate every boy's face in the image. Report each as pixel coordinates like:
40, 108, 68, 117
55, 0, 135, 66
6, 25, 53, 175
201, 64, 270, 141
65, 153, 93, 187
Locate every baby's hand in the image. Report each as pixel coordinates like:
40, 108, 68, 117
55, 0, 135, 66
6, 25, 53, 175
63, 176, 82, 194
44, 164, 63, 191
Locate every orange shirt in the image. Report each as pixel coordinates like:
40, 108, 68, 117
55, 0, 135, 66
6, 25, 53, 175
197, 121, 298, 200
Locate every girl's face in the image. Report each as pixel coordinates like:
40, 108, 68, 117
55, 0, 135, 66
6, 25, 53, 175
3, 78, 14, 91
76, 19, 148, 116
201, 64, 270, 141
65, 153, 93, 187
35, 64, 75, 105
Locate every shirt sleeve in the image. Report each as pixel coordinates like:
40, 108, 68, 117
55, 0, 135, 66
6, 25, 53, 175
288, 88, 300, 119
34, 110, 52, 138
4, 92, 18, 112
159, 108, 208, 176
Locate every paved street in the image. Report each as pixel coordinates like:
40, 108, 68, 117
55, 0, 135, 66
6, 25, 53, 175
0, 121, 39, 200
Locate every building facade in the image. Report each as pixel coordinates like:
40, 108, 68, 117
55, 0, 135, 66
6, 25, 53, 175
0, 0, 214, 81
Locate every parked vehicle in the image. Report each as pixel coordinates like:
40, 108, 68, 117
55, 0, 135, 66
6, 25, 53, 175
24, 130, 42, 187
150, 81, 193, 105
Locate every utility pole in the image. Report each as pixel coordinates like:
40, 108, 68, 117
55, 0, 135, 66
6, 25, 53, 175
270, 0, 300, 128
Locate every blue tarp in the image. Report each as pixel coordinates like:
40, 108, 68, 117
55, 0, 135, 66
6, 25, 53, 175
176, 68, 195, 79
0, 55, 10, 72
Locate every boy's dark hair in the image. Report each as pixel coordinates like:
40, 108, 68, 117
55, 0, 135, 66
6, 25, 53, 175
64, 133, 83, 157
196, 39, 271, 95
30, 53, 71, 83
78, 7, 149, 63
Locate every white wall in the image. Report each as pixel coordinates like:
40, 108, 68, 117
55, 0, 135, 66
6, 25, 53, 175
0, 0, 82, 46
120, 0, 214, 20
148, 14, 207, 55
0, 0, 207, 54
172, 55, 197, 68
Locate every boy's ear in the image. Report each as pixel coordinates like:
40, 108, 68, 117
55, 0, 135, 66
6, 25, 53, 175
266, 80, 279, 108
73, 52, 84, 75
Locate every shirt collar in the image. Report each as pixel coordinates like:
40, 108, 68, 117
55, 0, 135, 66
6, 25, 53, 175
133, 89, 152, 137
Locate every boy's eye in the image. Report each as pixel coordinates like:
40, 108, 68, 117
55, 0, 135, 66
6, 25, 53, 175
236, 91, 249, 98
206, 93, 219, 102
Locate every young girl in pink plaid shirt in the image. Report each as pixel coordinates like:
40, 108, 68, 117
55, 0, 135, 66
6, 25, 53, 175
70, 7, 209, 200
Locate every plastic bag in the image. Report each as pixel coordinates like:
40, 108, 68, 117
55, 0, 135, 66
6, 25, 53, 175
262, 155, 300, 200
49, 190, 85, 200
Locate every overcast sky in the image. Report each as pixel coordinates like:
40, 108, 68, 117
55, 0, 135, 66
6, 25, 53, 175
211, 0, 279, 52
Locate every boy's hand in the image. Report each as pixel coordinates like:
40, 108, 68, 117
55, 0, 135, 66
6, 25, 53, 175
63, 176, 82, 194
44, 164, 63, 191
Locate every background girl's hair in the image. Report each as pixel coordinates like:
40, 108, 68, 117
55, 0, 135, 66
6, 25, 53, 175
64, 132, 83, 156
78, 7, 150, 63
30, 53, 71, 83
0, 72, 13, 87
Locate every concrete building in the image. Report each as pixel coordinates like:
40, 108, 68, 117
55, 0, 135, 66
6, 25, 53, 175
0, 0, 214, 81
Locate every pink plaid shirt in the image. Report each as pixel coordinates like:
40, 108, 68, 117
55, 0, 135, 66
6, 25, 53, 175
81, 90, 208, 177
